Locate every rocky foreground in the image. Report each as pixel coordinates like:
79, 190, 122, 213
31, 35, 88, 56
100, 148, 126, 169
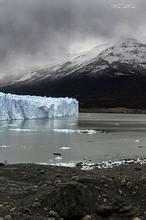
0, 163, 146, 220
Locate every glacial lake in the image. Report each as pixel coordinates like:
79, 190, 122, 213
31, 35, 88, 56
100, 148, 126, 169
0, 113, 146, 165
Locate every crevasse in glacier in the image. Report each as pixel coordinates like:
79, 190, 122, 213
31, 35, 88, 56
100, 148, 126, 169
0, 92, 78, 120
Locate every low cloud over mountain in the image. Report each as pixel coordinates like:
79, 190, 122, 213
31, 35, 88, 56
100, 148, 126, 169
0, 0, 146, 79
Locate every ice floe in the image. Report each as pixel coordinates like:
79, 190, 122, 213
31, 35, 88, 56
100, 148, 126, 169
53, 129, 96, 135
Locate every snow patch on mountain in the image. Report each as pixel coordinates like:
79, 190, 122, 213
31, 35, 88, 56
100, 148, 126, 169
98, 38, 146, 66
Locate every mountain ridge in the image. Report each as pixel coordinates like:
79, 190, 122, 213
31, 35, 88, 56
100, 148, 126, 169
0, 38, 146, 109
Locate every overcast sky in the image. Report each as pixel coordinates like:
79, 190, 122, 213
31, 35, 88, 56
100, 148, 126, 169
0, 0, 146, 79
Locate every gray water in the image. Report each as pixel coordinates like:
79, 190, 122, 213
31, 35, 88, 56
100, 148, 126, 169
0, 113, 146, 165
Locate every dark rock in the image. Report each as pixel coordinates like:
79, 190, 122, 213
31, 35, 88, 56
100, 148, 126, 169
118, 189, 123, 195
78, 177, 96, 185
71, 176, 80, 181
141, 175, 146, 183
121, 177, 127, 186
76, 162, 83, 169
54, 179, 62, 185
3, 202, 9, 206
95, 186, 101, 190
53, 153, 62, 156
135, 167, 142, 171
10, 207, 16, 213
81, 215, 92, 220
55, 174, 62, 179
103, 198, 107, 203
48, 210, 59, 217
138, 146, 144, 149
0, 162, 5, 167
23, 208, 31, 214
4, 215, 12, 220
38, 170, 45, 175
32, 202, 41, 208
96, 205, 113, 217
112, 199, 125, 211
117, 205, 133, 214
104, 184, 109, 188
126, 181, 135, 189
48, 181, 94, 220
100, 130, 109, 134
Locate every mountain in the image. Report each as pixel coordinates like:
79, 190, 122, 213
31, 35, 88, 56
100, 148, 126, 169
0, 38, 146, 110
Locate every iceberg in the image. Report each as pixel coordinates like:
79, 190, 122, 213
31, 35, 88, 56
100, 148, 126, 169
0, 92, 78, 120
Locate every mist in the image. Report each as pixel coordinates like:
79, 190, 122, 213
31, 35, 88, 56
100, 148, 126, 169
0, 0, 146, 80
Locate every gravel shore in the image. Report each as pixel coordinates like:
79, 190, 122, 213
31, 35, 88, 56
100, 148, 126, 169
0, 163, 146, 220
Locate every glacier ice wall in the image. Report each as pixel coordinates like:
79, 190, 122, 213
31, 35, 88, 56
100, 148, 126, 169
0, 93, 78, 120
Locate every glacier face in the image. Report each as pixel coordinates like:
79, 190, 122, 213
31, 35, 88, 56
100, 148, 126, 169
0, 93, 78, 120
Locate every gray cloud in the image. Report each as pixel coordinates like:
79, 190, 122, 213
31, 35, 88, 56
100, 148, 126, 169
0, 0, 146, 79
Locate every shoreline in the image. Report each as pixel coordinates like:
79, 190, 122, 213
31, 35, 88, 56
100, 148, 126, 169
80, 108, 146, 114
0, 163, 145, 220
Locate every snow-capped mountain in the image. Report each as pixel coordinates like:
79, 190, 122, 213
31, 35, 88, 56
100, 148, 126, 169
1, 42, 108, 85
1, 38, 146, 109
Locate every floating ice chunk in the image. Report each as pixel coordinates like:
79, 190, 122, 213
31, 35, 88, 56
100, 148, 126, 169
53, 129, 96, 135
38, 163, 48, 166
51, 161, 75, 167
53, 129, 76, 133
86, 130, 96, 135
0, 92, 78, 120
0, 145, 9, 148
60, 146, 70, 150
135, 139, 140, 143
7, 124, 18, 127
9, 128, 31, 132
115, 122, 120, 126
55, 156, 63, 161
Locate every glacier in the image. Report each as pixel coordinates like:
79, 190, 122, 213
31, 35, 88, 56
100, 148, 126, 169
0, 92, 78, 120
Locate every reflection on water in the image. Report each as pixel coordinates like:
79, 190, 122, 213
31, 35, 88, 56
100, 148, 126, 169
0, 113, 146, 165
